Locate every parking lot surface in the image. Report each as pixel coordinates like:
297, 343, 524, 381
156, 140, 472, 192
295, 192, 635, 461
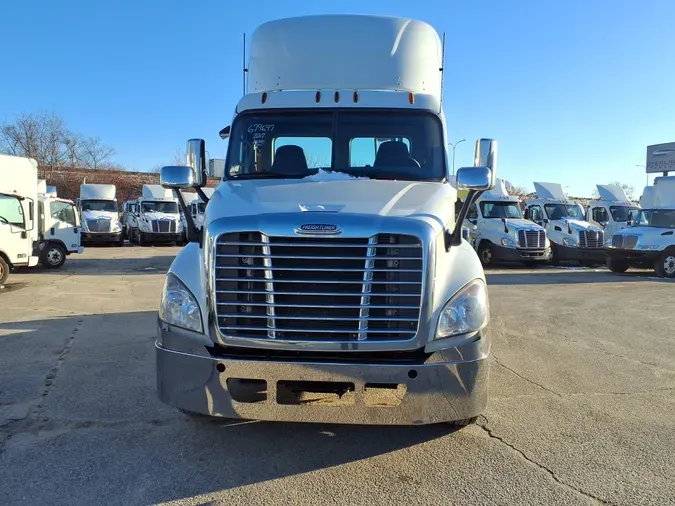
1, 246, 674, 506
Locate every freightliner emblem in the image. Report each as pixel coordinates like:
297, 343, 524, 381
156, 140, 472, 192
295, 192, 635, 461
295, 224, 342, 235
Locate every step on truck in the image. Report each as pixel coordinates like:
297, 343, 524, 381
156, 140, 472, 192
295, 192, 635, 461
78, 184, 124, 245
585, 184, 640, 242
463, 178, 550, 267
606, 176, 675, 277
524, 182, 605, 266
153, 14, 499, 427
126, 184, 183, 245
37, 180, 83, 269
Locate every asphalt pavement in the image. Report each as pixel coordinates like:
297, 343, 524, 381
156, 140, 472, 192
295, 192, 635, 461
1, 247, 673, 506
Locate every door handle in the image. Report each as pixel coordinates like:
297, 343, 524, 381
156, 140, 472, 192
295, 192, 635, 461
50, 227, 55, 235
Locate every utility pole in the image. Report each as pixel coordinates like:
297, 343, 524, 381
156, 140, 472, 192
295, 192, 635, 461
448, 139, 465, 176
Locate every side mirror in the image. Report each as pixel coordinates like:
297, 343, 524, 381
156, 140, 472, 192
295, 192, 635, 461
543, 218, 549, 224
219, 125, 231, 140
524, 209, 531, 220
186, 138, 207, 187
599, 221, 608, 228
456, 139, 498, 191
160, 166, 196, 189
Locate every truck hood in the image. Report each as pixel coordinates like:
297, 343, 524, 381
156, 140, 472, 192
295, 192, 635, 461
551, 219, 601, 233
207, 179, 456, 227
82, 210, 118, 221
497, 219, 544, 232
142, 212, 180, 222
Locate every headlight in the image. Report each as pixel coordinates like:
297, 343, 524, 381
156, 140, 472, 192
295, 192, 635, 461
562, 237, 578, 247
436, 279, 489, 339
604, 238, 613, 248
177, 221, 184, 232
640, 245, 659, 250
141, 221, 152, 232
159, 274, 203, 333
500, 237, 516, 248
112, 222, 121, 232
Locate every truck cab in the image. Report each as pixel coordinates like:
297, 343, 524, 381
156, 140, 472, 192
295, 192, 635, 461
525, 182, 605, 266
585, 184, 640, 241
463, 178, 550, 267
37, 180, 83, 268
153, 14, 499, 427
131, 184, 183, 245
78, 184, 124, 246
187, 188, 214, 231
606, 177, 675, 277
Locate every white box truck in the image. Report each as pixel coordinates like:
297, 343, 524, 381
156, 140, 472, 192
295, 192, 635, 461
463, 178, 550, 267
525, 182, 605, 266
78, 184, 124, 246
154, 14, 498, 427
37, 180, 83, 268
606, 177, 675, 277
126, 184, 183, 245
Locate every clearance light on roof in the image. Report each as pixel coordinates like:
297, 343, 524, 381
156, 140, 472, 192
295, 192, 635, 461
261, 92, 268, 104
409, 92, 415, 104
315, 91, 321, 103
334, 91, 340, 103
353, 91, 359, 103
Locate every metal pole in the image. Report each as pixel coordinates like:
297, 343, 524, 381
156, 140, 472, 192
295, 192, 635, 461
448, 139, 465, 176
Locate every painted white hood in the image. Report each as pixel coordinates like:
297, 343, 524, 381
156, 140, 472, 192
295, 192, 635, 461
142, 212, 180, 222
206, 179, 456, 227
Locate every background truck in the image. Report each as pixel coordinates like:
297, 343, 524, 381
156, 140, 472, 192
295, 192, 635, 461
78, 184, 123, 246
37, 180, 83, 268
187, 187, 214, 231
606, 177, 675, 277
525, 182, 605, 266
463, 178, 550, 267
154, 14, 498, 427
125, 184, 183, 245
0, 154, 40, 284
585, 184, 640, 242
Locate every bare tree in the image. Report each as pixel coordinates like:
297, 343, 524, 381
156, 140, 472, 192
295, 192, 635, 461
0, 112, 71, 178
506, 184, 529, 197
172, 148, 186, 166
79, 136, 117, 170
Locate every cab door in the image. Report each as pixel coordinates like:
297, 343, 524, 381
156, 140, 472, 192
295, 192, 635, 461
0, 194, 34, 265
48, 200, 81, 252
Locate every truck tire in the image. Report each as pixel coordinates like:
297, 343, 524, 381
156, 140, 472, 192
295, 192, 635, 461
0, 256, 9, 285
654, 249, 675, 278
477, 242, 494, 268
606, 257, 629, 273
549, 244, 560, 265
41, 243, 67, 269
447, 416, 478, 428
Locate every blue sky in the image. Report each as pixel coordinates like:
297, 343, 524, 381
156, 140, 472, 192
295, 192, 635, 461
2, 0, 674, 197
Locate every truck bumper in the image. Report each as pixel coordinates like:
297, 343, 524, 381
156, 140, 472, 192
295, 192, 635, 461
493, 245, 551, 264
156, 325, 490, 425
606, 248, 659, 266
141, 232, 183, 243
555, 244, 606, 262
82, 232, 123, 244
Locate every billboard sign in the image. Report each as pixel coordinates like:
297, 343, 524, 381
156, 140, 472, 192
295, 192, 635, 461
646, 142, 675, 174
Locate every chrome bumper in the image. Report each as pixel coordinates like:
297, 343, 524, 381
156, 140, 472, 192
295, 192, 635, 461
156, 325, 490, 425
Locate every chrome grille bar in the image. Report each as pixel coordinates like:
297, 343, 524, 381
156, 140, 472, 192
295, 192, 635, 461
358, 236, 378, 340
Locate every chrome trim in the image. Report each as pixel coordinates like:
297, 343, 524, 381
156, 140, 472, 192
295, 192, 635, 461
260, 234, 276, 339
204, 213, 436, 352
294, 223, 342, 235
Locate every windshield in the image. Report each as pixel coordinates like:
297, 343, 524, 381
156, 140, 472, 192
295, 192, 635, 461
141, 201, 178, 214
225, 110, 446, 181
81, 199, 117, 213
610, 206, 640, 222
479, 201, 523, 219
544, 203, 584, 220
0, 194, 25, 228
633, 209, 675, 228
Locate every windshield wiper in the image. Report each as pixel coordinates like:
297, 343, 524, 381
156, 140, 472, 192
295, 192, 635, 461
232, 172, 311, 180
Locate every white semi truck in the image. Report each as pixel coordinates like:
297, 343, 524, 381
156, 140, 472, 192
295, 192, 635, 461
585, 184, 640, 241
463, 178, 550, 267
187, 187, 214, 231
606, 176, 675, 277
78, 184, 124, 245
154, 14, 498, 427
125, 184, 183, 245
525, 182, 605, 266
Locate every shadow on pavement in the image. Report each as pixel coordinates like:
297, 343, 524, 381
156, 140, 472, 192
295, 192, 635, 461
12, 255, 176, 277
486, 268, 671, 285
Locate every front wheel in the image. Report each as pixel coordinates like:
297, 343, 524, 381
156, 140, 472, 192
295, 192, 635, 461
477, 242, 494, 268
654, 250, 675, 278
606, 257, 630, 273
446, 416, 478, 428
0, 256, 9, 285
41, 243, 66, 269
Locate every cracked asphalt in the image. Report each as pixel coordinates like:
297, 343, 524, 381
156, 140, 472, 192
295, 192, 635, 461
1, 246, 674, 506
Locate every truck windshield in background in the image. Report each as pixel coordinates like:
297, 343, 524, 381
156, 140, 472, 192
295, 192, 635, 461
81, 200, 117, 213
480, 201, 523, 219
610, 206, 640, 222
633, 209, 675, 228
141, 201, 179, 214
544, 203, 583, 220
225, 110, 446, 181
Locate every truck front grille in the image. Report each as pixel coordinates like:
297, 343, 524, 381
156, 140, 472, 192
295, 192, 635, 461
612, 235, 638, 250
152, 220, 176, 233
214, 232, 424, 342
86, 219, 111, 232
517, 230, 546, 249
579, 230, 604, 248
